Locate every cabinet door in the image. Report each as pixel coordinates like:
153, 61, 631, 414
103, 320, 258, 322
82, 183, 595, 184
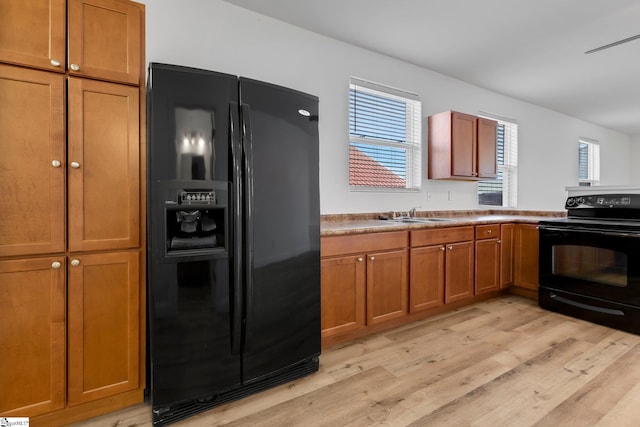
500, 224, 515, 288
367, 249, 408, 325
321, 255, 366, 338
515, 224, 540, 290
445, 241, 474, 303
451, 112, 477, 177
475, 239, 500, 295
409, 245, 444, 312
0, 0, 66, 72
67, 78, 140, 252
0, 65, 65, 257
68, 251, 140, 405
0, 257, 66, 417
477, 118, 497, 178
68, 0, 142, 85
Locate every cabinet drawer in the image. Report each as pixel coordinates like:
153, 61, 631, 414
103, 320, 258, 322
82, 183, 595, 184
476, 224, 500, 240
410, 226, 474, 247
321, 231, 408, 257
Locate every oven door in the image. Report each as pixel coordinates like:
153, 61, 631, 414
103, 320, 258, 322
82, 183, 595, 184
539, 224, 640, 306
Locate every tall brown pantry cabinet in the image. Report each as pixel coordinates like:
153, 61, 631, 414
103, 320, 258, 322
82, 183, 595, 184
0, 0, 146, 425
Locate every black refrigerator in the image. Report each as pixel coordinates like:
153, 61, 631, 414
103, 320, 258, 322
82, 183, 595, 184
146, 63, 320, 425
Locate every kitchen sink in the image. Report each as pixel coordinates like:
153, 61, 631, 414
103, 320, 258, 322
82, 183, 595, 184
385, 217, 454, 223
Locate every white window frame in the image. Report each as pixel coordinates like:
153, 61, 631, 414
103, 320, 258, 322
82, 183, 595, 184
349, 77, 421, 191
578, 138, 600, 186
477, 112, 518, 208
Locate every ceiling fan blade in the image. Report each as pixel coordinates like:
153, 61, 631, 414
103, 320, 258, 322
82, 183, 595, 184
585, 33, 640, 54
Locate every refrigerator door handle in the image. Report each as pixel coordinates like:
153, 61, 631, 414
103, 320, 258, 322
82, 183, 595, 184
230, 102, 243, 355
241, 103, 255, 351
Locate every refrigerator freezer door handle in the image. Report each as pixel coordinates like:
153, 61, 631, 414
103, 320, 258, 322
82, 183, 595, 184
241, 103, 255, 351
230, 102, 243, 355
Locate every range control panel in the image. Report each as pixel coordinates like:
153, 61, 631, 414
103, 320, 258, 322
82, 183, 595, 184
566, 194, 635, 209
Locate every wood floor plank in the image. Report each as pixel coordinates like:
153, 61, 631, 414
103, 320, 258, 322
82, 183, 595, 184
470, 331, 635, 426
217, 367, 398, 427
71, 296, 640, 427
534, 343, 640, 426
595, 380, 640, 427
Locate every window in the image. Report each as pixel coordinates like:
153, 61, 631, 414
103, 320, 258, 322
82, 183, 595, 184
349, 77, 421, 190
578, 138, 600, 185
478, 114, 518, 207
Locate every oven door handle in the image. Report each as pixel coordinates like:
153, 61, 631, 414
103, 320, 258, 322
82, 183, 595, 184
538, 225, 640, 238
550, 293, 625, 316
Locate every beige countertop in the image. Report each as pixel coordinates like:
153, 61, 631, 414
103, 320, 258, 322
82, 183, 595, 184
320, 210, 565, 236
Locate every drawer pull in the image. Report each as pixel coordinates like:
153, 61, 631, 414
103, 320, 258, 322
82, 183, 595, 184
51, 261, 61, 269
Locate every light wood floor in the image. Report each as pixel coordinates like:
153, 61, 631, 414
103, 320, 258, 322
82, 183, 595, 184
73, 295, 640, 426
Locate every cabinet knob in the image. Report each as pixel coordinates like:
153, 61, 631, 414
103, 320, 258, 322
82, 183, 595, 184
70, 63, 80, 71
50, 59, 61, 67
369, 256, 375, 261
51, 261, 62, 269
357, 257, 363, 262
51, 160, 61, 168
487, 229, 493, 234
71, 259, 80, 267
70, 161, 81, 169
498, 240, 502, 244
447, 245, 453, 250
440, 246, 446, 252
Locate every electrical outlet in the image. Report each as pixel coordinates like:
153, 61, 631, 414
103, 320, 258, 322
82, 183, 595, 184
448, 190, 454, 201
427, 192, 432, 201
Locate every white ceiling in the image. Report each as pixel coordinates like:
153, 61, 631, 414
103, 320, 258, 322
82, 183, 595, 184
224, 0, 640, 136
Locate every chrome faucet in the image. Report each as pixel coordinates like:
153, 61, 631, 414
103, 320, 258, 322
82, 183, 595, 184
409, 206, 421, 218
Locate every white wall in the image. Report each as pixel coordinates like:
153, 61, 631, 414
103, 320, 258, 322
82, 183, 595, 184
140, 0, 632, 214
631, 135, 640, 185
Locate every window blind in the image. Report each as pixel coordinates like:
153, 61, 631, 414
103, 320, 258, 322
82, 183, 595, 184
578, 138, 600, 184
478, 113, 518, 207
349, 77, 421, 190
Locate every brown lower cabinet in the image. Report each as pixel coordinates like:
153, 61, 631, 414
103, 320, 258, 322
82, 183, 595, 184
320, 222, 540, 346
320, 255, 366, 337
500, 224, 515, 288
411, 226, 475, 306
475, 224, 501, 295
0, 252, 140, 417
321, 231, 408, 341
366, 249, 408, 325
514, 223, 540, 292
67, 252, 140, 406
409, 245, 445, 312
0, 257, 66, 418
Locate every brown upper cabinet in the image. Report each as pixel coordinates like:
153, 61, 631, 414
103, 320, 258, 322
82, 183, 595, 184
0, 64, 66, 257
67, 77, 140, 252
428, 111, 497, 180
0, 0, 143, 85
